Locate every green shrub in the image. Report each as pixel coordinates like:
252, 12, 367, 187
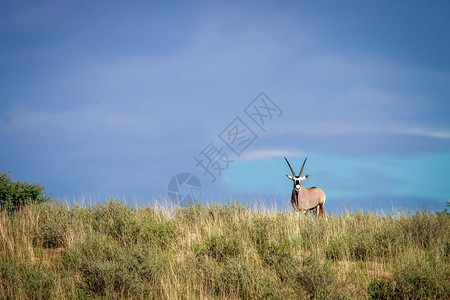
393, 257, 450, 299
372, 222, 404, 259
0, 252, 55, 299
174, 204, 208, 226
90, 199, 140, 244
38, 202, 71, 248
41, 221, 67, 248
0, 173, 49, 212
141, 219, 180, 249
326, 230, 374, 261
350, 232, 373, 261
401, 210, 448, 250
251, 215, 292, 250
326, 234, 347, 261
258, 240, 293, 267
206, 203, 249, 222
297, 255, 336, 299
196, 234, 243, 262
191, 256, 290, 299
368, 279, 395, 300
61, 232, 166, 298
219, 258, 285, 299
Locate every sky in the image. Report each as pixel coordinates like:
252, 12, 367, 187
1, 0, 449, 213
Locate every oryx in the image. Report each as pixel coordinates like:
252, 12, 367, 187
285, 157, 326, 215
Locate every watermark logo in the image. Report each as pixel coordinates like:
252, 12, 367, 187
167, 173, 202, 206
244, 92, 283, 131
219, 117, 258, 156
167, 92, 283, 205
195, 92, 282, 182
193, 141, 234, 182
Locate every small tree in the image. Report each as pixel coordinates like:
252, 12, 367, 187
0, 173, 50, 212
436, 201, 450, 216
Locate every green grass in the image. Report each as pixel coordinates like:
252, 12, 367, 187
0, 199, 449, 299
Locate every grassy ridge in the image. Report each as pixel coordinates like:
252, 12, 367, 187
0, 200, 449, 299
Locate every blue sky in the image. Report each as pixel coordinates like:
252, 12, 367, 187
1, 1, 449, 212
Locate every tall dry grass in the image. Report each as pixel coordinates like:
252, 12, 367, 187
0, 199, 449, 299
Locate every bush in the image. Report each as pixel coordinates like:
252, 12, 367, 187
297, 256, 336, 299
0, 173, 49, 212
195, 233, 242, 262
0, 252, 55, 299
38, 201, 84, 249
368, 279, 395, 300
326, 234, 347, 261
140, 219, 180, 249
393, 257, 450, 299
61, 232, 166, 298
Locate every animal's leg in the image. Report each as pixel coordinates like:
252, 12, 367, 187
318, 203, 325, 216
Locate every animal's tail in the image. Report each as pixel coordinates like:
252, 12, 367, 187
320, 193, 326, 215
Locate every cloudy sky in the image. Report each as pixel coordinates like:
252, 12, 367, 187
1, 1, 449, 212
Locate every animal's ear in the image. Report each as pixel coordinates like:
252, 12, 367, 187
305, 174, 310, 179
286, 174, 293, 180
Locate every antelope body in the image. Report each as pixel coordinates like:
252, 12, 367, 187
285, 157, 326, 215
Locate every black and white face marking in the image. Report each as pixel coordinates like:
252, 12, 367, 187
286, 174, 310, 191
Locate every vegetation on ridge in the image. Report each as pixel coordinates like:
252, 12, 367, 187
0, 199, 449, 299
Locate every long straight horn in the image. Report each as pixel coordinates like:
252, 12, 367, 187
299, 157, 307, 177
284, 157, 296, 177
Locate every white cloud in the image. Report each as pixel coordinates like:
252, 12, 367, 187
0, 105, 163, 137
272, 80, 446, 138
240, 148, 303, 160
399, 129, 450, 140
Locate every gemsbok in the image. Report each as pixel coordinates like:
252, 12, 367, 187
284, 157, 326, 215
